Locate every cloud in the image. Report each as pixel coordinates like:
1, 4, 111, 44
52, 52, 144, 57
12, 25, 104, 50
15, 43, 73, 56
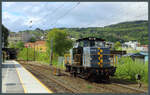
2, 2, 148, 32
51, 2, 148, 28
3, 2, 15, 7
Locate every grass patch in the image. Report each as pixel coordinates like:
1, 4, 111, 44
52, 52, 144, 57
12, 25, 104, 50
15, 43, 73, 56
86, 85, 92, 89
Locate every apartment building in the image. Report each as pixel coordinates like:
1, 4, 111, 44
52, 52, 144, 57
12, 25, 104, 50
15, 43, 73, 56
8, 32, 32, 44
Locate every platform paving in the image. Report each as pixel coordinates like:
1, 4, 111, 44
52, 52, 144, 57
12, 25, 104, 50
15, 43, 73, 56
2, 60, 53, 93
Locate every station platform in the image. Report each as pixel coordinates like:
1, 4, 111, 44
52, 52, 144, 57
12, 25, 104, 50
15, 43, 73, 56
2, 60, 53, 93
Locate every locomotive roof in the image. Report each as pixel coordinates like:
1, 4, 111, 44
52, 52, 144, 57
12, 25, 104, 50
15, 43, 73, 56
76, 37, 105, 42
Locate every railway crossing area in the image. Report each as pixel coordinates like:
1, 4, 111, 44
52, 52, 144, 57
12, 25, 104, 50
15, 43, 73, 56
2, 60, 53, 93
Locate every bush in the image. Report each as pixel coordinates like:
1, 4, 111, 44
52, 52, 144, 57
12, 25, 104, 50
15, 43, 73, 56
17, 48, 35, 61
17, 47, 65, 69
17, 48, 49, 62
115, 57, 148, 83
143, 61, 148, 83
36, 52, 49, 63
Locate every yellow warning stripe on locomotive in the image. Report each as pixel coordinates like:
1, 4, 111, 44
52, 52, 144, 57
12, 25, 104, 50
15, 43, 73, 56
97, 48, 103, 68
97, 52, 101, 55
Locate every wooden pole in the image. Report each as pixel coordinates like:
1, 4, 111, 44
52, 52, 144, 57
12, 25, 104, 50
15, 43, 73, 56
27, 46, 28, 63
113, 54, 115, 66
34, 43, 35, 61
50, 39, 53, 66
116, 55, 118, 66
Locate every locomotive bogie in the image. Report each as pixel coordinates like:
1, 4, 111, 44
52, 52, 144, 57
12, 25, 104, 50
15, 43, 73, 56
65, 64, 116, 80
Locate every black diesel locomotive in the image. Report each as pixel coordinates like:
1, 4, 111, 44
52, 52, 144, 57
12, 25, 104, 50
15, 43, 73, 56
65, 37, 117, 80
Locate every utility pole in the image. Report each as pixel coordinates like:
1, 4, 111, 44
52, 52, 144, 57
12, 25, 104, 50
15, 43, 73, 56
50, 39, 53, 66
34, 43, 35, 61
27, 45, 28, 63
27, 20, 32, 63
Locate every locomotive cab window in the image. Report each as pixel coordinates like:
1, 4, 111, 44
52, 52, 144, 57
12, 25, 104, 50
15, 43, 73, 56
77, 40, 105, 47
95, 41, 105, 47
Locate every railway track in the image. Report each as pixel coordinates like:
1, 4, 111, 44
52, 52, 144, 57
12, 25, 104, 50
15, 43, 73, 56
45, 66, 147, 93
19, 61, 147, 93
112, 83, 147, 93
21, 63, 79, 93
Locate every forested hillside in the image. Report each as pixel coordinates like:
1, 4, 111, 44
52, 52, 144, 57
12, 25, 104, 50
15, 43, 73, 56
16, 20, 148, 45
63, 20, 148, 44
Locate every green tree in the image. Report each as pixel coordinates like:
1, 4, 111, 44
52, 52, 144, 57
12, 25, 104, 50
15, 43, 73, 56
114, 41, 121, 50
16, 41, 24, 50
46, 28, 73, 57
9, 43, 16, 48
17, 48, 34, 61
2, 25, 9, 48
29, 37, 36, 42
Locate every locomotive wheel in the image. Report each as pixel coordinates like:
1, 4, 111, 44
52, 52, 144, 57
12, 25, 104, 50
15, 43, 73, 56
70, 67, 77, 77
83, 72, 90, 80
103, 72, 110, 81
86, 70, 96, 82
73, 71, 77, 77
105, 75, 110, 80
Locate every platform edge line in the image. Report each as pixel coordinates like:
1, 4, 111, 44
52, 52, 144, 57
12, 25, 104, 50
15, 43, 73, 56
15, 66, 27, 93
15, 61, 53, 93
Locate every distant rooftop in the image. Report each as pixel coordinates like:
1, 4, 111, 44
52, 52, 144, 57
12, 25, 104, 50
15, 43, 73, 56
123, 52, 148, 57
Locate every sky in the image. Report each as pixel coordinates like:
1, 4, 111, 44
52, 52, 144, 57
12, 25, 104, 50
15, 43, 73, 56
2, 2, 148, 32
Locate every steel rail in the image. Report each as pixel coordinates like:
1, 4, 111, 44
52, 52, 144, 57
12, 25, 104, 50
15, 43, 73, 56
22, 63, 79, 93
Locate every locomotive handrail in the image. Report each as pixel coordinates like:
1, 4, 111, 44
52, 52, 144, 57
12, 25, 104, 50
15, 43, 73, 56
64, 54, 71, 57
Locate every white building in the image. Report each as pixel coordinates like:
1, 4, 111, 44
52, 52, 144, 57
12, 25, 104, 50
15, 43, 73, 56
124, 41, 140, 50
105, 42, 114, 48
136, 45, 148, 52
